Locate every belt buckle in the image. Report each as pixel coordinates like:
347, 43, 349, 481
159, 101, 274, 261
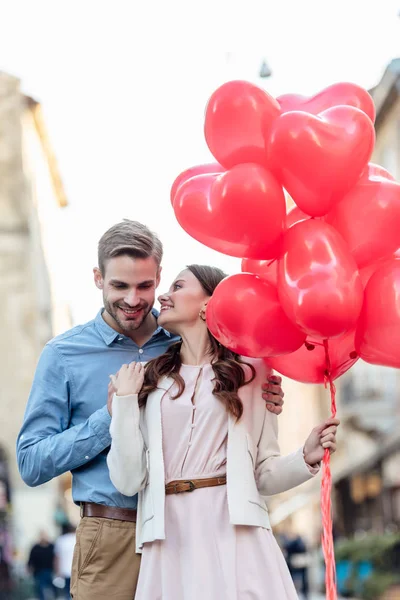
176, 480, 195, 493
185, 480, 196, 492
80, 502, 84, 518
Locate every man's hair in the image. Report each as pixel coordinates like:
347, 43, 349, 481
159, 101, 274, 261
98, 219, 163, 274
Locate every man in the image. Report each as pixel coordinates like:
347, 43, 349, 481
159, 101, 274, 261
27, 531, 56, 600
17, 220, 284, 600
284, 532, 310, 599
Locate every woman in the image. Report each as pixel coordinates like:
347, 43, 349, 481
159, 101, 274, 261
107, 265, 339, 600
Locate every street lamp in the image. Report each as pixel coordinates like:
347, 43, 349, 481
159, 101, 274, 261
259, 59, 272, 78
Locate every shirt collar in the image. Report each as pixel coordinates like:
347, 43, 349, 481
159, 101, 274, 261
94, 310, 120, 346
94, 308, 172, 346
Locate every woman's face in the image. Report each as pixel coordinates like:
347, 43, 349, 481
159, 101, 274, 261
157, 269, 209, 334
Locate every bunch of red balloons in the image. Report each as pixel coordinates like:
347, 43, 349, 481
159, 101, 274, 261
170, 80, 400, 384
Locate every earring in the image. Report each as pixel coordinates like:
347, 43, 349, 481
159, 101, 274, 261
199, 309, 206, 322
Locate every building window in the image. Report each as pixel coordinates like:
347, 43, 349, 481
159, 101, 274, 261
341, 362, 397, 405
340, 362, 398, 435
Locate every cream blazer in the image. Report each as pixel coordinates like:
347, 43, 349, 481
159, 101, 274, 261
107, 358, 319, 552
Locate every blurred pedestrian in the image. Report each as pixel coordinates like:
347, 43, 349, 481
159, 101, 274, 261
54, 524, 76, 598
27, 530, 56, 600
0, 547, 13, 600
284, 532, 310, 599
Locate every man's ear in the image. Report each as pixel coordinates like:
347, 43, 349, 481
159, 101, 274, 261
93, 267, 104, 290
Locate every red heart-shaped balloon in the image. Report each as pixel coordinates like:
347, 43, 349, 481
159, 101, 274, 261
265, 330, 358, 384
355, 258, 400, 368
277, 82, 375, 122
359, 249, 400, 288
269, 106, 375, 217
240, 206, 315, 284
206, 273, 306, 358
241, 258, 278, 287
277, 220, 364, 339
326, 164, 400, 268
365, 162, 395, 181
286, 205, 311, 228
170, 162, 225, 206
174, 163, 286, 259
204, 80, 281, 169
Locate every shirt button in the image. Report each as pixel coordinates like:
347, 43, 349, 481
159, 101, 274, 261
85, 456, 89, 460
191, 424, 196, 429
138, 349, 144, 354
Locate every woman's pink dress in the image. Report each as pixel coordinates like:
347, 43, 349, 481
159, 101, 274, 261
135, 364, 299, 600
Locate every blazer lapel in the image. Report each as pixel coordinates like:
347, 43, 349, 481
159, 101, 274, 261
145, 375, 175, 457
156, 375, 175, 393
145, 375, 175, 414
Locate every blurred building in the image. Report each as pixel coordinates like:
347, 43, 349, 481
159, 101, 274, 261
268, 58, 400, 553
266, 381, 330, 548
0, 71, 74, 570
332, 57, 400, 538
370, 57, 400, 180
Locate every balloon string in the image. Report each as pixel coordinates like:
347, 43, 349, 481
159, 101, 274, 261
322, 339, 337, 600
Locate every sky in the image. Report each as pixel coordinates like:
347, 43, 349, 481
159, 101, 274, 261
1, 0, 400, 323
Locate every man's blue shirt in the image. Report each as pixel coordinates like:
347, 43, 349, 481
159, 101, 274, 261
17, 309, 179, 509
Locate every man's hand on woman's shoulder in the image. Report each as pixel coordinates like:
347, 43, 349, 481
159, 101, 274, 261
262, 375, 284, 415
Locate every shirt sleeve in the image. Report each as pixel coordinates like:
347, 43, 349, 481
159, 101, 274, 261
256, 410, 320, 496
16, 343, 112, 487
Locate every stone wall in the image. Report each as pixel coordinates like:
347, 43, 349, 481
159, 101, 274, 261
0, 72, 61, 559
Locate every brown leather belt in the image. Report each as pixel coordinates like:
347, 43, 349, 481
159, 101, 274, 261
165, 475, 227, 495
80, 502, 137, 522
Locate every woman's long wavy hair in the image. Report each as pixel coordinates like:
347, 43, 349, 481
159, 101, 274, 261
138, 264, 255, 419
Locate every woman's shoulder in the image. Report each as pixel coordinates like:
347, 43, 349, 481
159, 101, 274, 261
239, 356, 272, 380
237, 357, 272, 413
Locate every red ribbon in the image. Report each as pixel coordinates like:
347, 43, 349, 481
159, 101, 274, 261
322, 339, 338, 600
